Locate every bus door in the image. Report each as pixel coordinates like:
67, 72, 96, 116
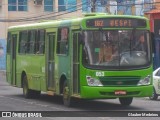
72, 32, 80, 94
46, 33, 55, 90
11, 34, 17, 85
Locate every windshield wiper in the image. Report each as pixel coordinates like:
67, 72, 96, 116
129, 28, 136, 56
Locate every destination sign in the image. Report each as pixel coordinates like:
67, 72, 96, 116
86, 18, 146, 28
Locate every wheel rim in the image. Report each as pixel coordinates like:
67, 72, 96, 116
151, 91, 155, 98
149, 88, 157, 100
23, 80, 27, 96
63, 82, 71, 106
63, 87, 69, 101
23, 76, 29, 97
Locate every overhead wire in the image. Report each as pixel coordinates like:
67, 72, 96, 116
1, 0, 76, 20
0, 1, 89, 22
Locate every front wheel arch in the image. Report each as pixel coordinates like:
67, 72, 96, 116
59, 75, 67, 94
63, 80, 73, 107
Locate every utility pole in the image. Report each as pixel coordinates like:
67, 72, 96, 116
91, 0, 96, 12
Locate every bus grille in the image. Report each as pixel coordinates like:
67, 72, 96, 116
99, 76, 140, 86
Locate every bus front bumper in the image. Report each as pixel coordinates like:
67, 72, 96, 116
80, 85, 153, 99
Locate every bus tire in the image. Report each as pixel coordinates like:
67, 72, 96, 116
149, 87, 158, 100
23, 75, 33, 98
63, 81, 72, 107
119, 97, 133, 106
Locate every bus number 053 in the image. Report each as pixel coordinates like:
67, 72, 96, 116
96, 72, 104, 77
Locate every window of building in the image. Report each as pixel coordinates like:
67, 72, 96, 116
18, 0, 27, 11
57, 28, 69, 55
67, 0, 76, 12
82, 0, 88, 12
44, 0, 54, 12
58, 0, 65, 11
8, 0, 16, 11
58, 0, 77, 12
8, 0, 27, 11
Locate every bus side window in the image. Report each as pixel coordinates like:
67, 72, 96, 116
57, 27, 69, 55
28, 30, 36, 54
19, 31, 28, 54
36, 29, 45, 54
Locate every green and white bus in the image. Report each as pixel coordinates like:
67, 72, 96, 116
6, 13, 153, 106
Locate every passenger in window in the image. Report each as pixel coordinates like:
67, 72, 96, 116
99, 42, 114, 63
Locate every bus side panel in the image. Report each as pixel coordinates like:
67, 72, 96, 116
16, 55, 45, 91
7, 32, 18, 87
28, 55, 45, 91
55, 55, 71, 92
54, 27, 71, 94
16, 55, 30, 88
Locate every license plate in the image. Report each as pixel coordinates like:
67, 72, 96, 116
115, 90, 126, 95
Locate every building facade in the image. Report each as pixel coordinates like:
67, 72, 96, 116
0, 0, 83, 70
0, 0, 83, 39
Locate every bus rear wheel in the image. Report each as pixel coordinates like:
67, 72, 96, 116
119, 97, 133, 106
63, 81, 72, 107
23, 75, 40, 98
23, 75, 33, 98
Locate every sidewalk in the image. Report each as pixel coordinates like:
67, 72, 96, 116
0, 70, 6, 78
0, 70, 7, 85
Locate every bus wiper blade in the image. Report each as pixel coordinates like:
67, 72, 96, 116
129, 28, 136, 56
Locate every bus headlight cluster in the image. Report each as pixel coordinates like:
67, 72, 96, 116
86, 76, 103, 86
137, 75, 151, 86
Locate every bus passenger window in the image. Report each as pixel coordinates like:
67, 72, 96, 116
19, 31, 28, 54
36, 30, 45, 54
28, 30, 36, 54
57, 28, 69, 55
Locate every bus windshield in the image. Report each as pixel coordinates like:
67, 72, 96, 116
82, 30, 151, 68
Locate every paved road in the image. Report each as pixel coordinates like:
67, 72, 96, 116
0, 71, 160, 120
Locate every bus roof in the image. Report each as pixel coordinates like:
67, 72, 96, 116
8, 13, 148, 31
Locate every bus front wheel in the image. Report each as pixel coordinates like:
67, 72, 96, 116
119, 97, 133, 106
63, 81, 72, 107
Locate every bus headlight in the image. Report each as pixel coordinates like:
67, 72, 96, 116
137, 75, 151, 86
86, 76, 103, 86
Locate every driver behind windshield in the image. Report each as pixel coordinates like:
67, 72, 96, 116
133, 34, 146, 51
